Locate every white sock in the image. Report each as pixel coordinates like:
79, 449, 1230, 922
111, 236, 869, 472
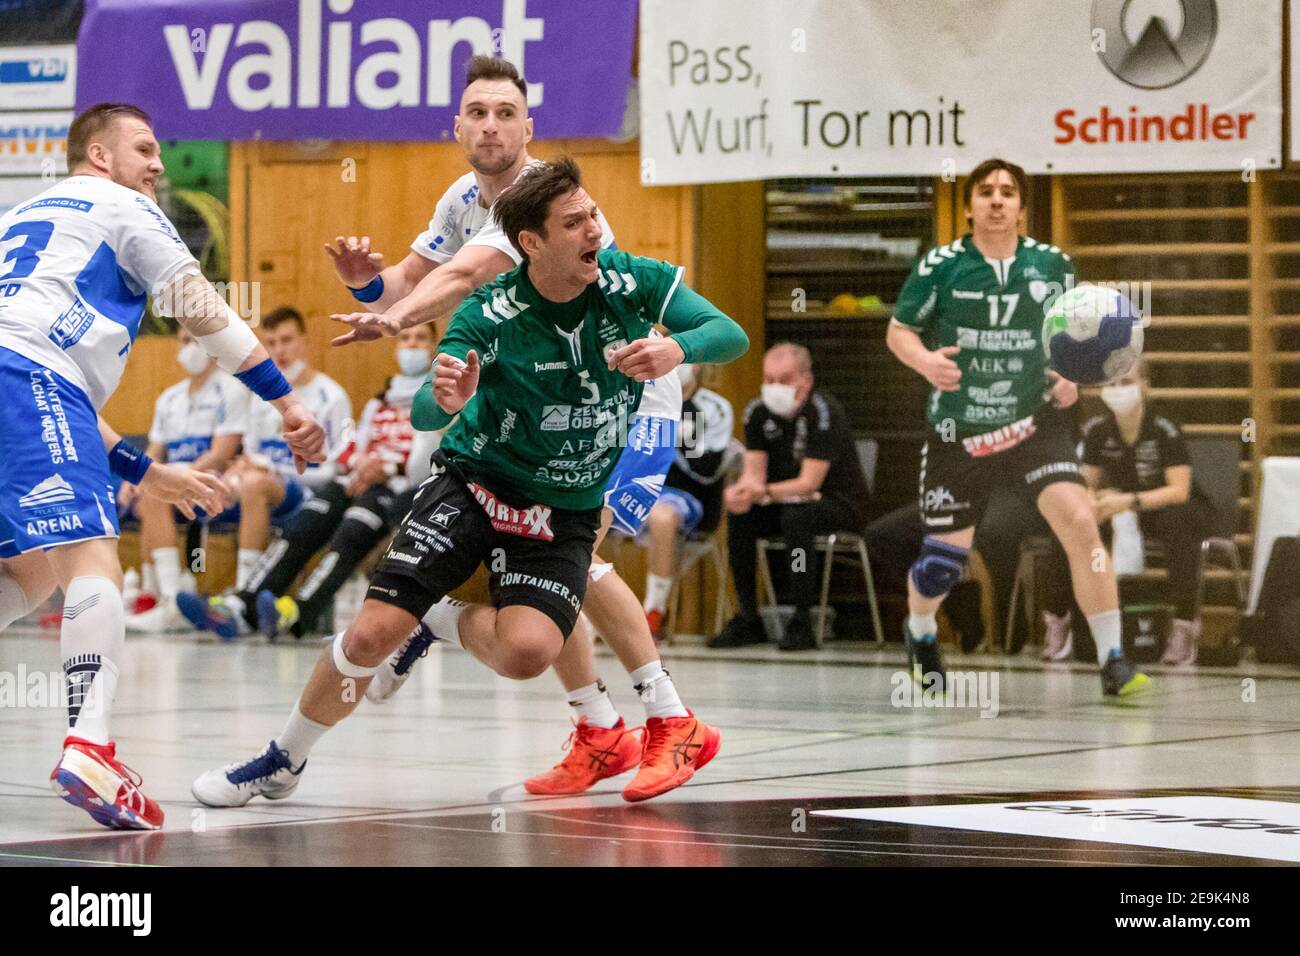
141, 562, 158, 596
236, 549, 263, 591
630, 660, 689, 720
277, 703, 329, 769
567, 680, 621, 729
423, 597, 467, 649
61, 576, 125, 746
644, 574, 673, 615
1088, 609, 1123, 666
0, 565, 33, 631
151, 547, 181, 600
908, 613, 938, 642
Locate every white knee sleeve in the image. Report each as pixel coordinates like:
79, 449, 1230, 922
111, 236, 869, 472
331, 632, 381, 678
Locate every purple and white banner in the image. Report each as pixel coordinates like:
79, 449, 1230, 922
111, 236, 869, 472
75, 0, 636, 141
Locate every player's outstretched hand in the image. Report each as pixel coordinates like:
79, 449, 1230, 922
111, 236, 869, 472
433, 350, 479, 414
325, 235, 385, 289
607, 336, 686, 382
280, 401, 327, 473
138, 464, 229, 521
923, 345, 962, 392
330, 311, 402, 347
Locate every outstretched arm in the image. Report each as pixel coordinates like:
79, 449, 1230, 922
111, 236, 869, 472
154, 270, 326, 471
331, 244, 514, 346
96, 416, 228, 519
325, 239, 436, 313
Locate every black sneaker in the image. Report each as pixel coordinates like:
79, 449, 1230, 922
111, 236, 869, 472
1101, 652, 1152, 699
904, 623, 946, 692
708, 614, 766, 649
778, 610, 817, 651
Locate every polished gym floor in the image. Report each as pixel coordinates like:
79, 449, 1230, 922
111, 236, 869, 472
2, 626, 1298, 866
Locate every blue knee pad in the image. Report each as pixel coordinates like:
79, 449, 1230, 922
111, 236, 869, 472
910, 537, 970, 598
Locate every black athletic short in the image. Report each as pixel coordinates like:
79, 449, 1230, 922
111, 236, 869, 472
919, 411, 1085, 533
367, 451, 602, 636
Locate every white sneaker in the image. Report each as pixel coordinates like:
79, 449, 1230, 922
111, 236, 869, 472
1041, 611, 1074, 662
191, 740, 305, 807
124, 600, 188, 633
366, 622, 438, 704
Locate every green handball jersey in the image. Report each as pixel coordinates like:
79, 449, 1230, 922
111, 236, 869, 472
893, 234, 1077, 436
415, 248, 747, 510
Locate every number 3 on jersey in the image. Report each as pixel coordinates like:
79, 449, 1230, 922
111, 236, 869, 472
987, 293, 1019, 327
0, 221, 54, 287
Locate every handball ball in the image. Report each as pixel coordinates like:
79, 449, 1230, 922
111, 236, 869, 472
1042, 283, 1144, 385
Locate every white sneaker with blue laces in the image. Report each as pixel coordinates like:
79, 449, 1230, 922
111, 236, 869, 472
191, 740, 305, 807
366, 622, 438, 704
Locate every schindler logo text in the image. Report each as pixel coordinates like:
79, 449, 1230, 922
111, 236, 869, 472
50, 886, 151, 936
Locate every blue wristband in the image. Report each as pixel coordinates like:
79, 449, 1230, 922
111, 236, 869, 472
235, 357, 292, 402
350, 275, 384, 303
109, 440, 152, 485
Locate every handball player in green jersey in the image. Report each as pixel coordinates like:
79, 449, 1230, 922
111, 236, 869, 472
886, 158, 1150, 700
193, 159, 749, 806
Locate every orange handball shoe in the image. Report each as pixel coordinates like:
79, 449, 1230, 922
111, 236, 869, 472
50, 737, 165, 830
622, 710, 721, 803
523, 718, 643, 795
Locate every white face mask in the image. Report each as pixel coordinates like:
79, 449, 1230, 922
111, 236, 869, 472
397, 348, 431, 377
761, 383, 800, 418
1101, 383, 1142, 415
281, 359, 306, 381
674, 364, 695, 390
177, 342, 210, 376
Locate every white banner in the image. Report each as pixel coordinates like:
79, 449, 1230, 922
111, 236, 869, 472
1291, 0, 1300, 162
815, 796, 1300, 863
639, 0, 1282, 184
0, 45, 76, 110
0, 111, 69, 176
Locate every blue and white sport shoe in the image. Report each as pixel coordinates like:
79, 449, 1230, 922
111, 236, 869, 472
191, 740, 305, 807
365, 622, 438, 704
177, 592, 243, 641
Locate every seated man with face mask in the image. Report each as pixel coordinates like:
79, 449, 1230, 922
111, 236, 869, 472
177, 326, 434, 640
1039, 359, 1214, 665
711, 342, 878, 651
120, 328, 251, 632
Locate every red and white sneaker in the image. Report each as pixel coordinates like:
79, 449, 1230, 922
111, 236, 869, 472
131, 593, 159, 616
622, 710, 721, 803
50, 737, 164, 830
523, 718, 643, 795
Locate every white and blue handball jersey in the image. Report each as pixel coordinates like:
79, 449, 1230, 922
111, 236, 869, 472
0, 176, 196, 556
148, 373, 251, 465
0, 175, 197, 409
413, 167, 615, 267
244, 370, 353, 491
